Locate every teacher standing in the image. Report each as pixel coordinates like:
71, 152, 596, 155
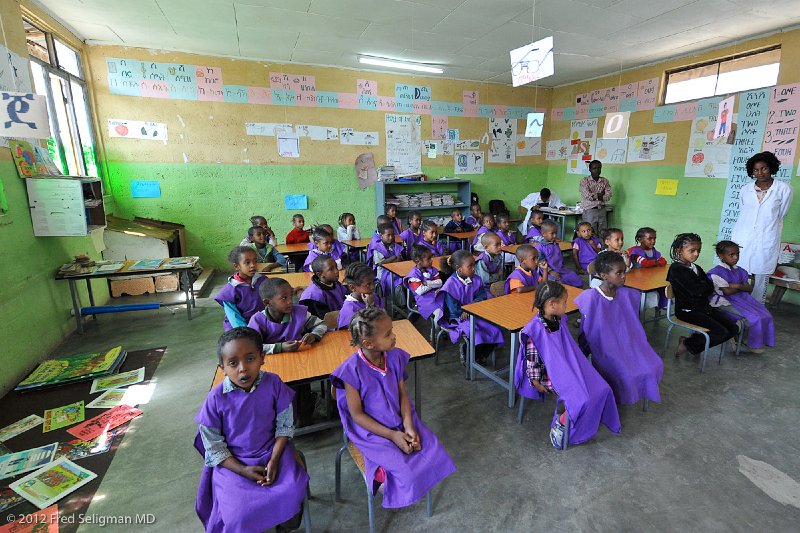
579, 160, 612, 235
731, 151, 794, 303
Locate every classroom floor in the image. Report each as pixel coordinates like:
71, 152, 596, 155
49, 275, 800, 532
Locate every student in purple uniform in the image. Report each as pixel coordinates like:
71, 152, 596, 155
372, 223, 405, 304
417, 219, 446, 256
465, 202, 482, 229
707, 241, 774, 353
214, 246, 267, 331
667, 233, 739, 359
399, 211, 422, 253
403, 245, 444, 323
239, 215, 277, 247
318, 224, 348, 262
474, 232, 504, 286
628, 227, 667, 268
494, 214, 517, 246
247, 226, 286, 271
194, 327, 309, 532
572, 222, 602, 275
576, 251, 663, 406
535, 220, 584, 288
366, 215, 393, 268
505, 244, 545, 294
438, 250, 505, 364
331, 307, 457, 509
299, 256, 348, 320
590, 228, 631, 288
472, 213, 496, 252
303, 227, 343, 272
515, 281, 621, 449
525, 210, 546, 244
338, 262, 385, 329
386, 204, 403, 236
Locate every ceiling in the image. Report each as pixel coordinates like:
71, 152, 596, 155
34, 0, 800, 87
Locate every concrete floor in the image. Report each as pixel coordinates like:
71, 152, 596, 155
51, 275, 800, 532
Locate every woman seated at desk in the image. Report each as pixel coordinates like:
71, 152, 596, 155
520, 187, 566, 234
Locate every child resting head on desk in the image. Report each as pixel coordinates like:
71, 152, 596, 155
338, 262, 384, 330
516, 281, 620, 450
299, 256, 348, 320
214, 246, 266, 331
194, 326, 309, 532
331, 307, 457, 509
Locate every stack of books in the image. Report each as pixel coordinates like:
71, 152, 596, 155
15, 346, 128, 392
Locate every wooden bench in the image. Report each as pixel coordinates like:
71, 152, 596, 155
769, 275, 800, 306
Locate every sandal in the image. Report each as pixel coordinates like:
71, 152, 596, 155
674, 336, 688, 358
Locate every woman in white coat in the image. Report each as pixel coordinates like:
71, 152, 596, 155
731, 151, 794, 303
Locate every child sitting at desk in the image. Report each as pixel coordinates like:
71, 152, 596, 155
317, 224, 348, 261
439, 250, 504, 364
590, 228, 632, 289
386, 204, 403, 235
505, 244, 545, 294
494, 214, 517, 246
575, 251, 663, 406
474, 232, 504, 286
338, 262, 384, 330
239, 215, 276, 246
472, 213, 496, 252
444, 208, 470, 233
399, 211, 423, 253
372, 223, 405, 305
525, 210, 546, 244
247, 226, 286, 271
299, 256, 348, 319
368, 215, 393, 254
285, 214, 310, 272
628, 227, 667, 268
331, 307, 457, 509
215, 246, 266, 331
535, 220, 584, 288
417, 219, 446, 256
337, 212, 361, 241
404, 245, 444, 324
572, 222, 602, 275
303, 227, 344, 272
515, 281, 621, 449
465, 202, 482, 229
194, 327, 309, 532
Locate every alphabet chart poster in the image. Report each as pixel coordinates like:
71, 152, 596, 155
454, 151, 484, 174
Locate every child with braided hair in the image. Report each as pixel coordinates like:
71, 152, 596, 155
337, 262, 384, 329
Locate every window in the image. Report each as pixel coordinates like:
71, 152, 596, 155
663, 47, 780, 104
24, 19, 98, 177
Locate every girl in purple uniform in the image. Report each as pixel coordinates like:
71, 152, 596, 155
494, 214, 517, 246
399, 211, 423, 254
707, 241, 774, 353
331, 307, 457, 509
214, 246, 266, 331
372, 223, 405, 304
194, 327, 309, 532
338, 262, 384, 330
403, 245, 444, 323
303, 226, 344, 272
535, 220, 584, 288
628, 227, 667, 269
299, 256, 347, 319
571, 221, 602, 274
472, 213, 496, 251
417, 219, 446, 256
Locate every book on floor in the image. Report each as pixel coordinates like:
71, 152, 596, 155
10, 459, 96, 509
0, 443, 58, 481
0, 486, 24, 513
66, 405, 142, 441
55, 430, 116, 462
0, 415, 44, 442
43, 401, 85, 433
15, 347, 127, 391
89, 367, 144, 394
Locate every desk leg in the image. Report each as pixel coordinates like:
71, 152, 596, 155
508, 333, 518, 408
557, 215, 565, 241
468, 315, 476, 381
414, 360, 421, 419
182, 271, 192, 320
68, 279, 84, 334
388, 271, 395, 317
85, 279, 97, 321
639, 292, 646, 322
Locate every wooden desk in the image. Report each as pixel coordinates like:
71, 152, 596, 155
261, 269, 345, 289
210, 320, 435, 432
624, 266, 668, 321
54, 257, 199, 334
443, 230, 476, 250
539, 208, 581, 240
461, 285, 582, 407
341, 236, 402, 261
276, 242, 312, 254
558, 241, 572, 252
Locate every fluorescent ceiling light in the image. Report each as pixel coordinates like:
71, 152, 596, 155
359, 56, 443, 74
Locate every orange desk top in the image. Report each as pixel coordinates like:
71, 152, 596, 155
443, 230, 477, 240
260, 269, 345, 288
211, 319, 434, 387
624, 266, 668, 292
342, 236, 402, 249
276, 243, 312, 254
462, 285, 582, 332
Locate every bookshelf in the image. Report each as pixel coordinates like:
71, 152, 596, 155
375, 179, 472, 219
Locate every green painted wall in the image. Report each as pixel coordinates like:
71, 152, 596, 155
106, 161, 547, 270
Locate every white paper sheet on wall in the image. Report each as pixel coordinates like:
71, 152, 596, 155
515, 135, 541, 156
295, 125, 339, 140
488, 117, 517, 163
0, 91, 50, 139
455, 150, 484, 174
276, 127, 300, 158
385, 114, 421, 173
0, 44, 33, 93
245, 122, 292, 136
627, 134, 667, 162
545, 139, 569, 160
340, 128, 379, 145
108, 119, 167, 140
595, 138, 628, 164
567, 118, 598, 174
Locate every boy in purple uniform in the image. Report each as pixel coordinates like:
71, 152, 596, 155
404, 245, 444, 323
535, 220, 584, 288
399, 211, 422, 253
372, 223, 405, 304
214, 246, 266, 331
525, 210, 546, 244
494, 214, 517, 246
366, 215, 392, 268
465, 202, 482, 229
299, 256, 347, 319
194, 327, 309, 532
472, 213, 496, 252
572, 221, 602, 274
474, 232, 504, 286
505, 244, 545, 294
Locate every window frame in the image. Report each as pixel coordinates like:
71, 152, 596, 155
661, 45, 781, 105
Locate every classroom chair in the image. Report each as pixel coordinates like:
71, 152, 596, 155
323, 310, 340, 331
488, 199, 510, 217
586, 260, 596, 277
516, 394, 570, 451
402, 277, 438, 343
332, 387, 433, 533
293, 448, 314, 533
662, 282, 728, 372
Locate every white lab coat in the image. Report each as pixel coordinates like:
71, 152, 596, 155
520, 191, 565, 233
731, 180, 793, 274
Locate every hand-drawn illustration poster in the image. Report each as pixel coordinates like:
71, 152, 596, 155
627, 134, 667, 162
510, 36, 554, 87
340, 128, 379, 146
515, 135, 541, 157
489, 117, 516, 163
545, 139, 569, 160
454, 151, 484, 175
385, 114, 422, 174
354, 152, 377, 189
594, 138, 628, 164
567, 118, 597, 174
685, 98, 734, 178
714, 95, 735, 139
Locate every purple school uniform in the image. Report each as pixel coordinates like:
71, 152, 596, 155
373, 240, 405, 297
338, 295, 385, 329
504, 267, 539, 294
417, 239, 445, 256
399, 228, 422, 252
214, 276, 266, 331
331, 349, 456, 508
438, 275, 505, 346
628, 246, 664, 268
497, 230, 516, 246
573, 236, 602, 271
515, 315, 621, 445
525, 224, 544, 243
403, 266, 444, 320
465, 215, 480, 229
475, 252, 503, 284
536, 241, 584, 288
472, 226, 492, 247
303, 246, 344, 272
707, 264, 775, 349
248, 305, 310, 343
575, 287, 663, 404
194, 372, 309, 531
365, 233, 383, 268
299, 279, 347, 313
390, 218, 402, 236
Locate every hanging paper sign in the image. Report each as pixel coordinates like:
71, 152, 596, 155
714, 95, 735, 139
524, 112, 544, 137
0, 91, 50, 138
602, 111, 630, 139
509, 36, 554, 87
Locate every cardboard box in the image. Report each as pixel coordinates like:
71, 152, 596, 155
154, 273, 179, 293
110, 275, 155, 297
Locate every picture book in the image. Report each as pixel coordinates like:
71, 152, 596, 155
55, 431, 116, 462
10, 458, 96, 509
66, 405, 142, 441
94, 261, 125, 273
0, 443, 10, 455
159, 256, 198, 268
0, 504, 58, 532
85, 389, 128, 409
43, 402, 85, 433
0, 416, 44, 442
0, 443, 58, 481
15, 347, 126, 391
0, 486, 24, 513
127, 259, 164, 270
89, 367, 144, 394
